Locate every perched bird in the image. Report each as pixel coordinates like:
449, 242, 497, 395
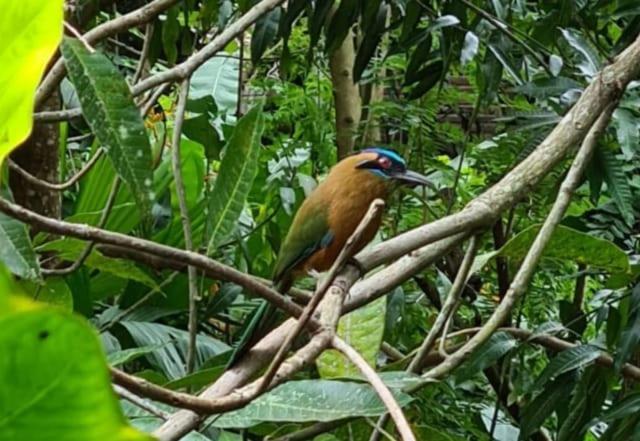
273, 147, 430, 292
229, 147, 429, 365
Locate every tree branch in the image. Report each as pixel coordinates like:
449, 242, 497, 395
421, 103, 617, 382
332, 336, 416, 441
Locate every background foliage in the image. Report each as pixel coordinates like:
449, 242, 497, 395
3, 0, 640, 440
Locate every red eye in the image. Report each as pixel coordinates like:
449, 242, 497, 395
378, 157, 392, 169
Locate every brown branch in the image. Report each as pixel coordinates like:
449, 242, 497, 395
113, 384, 170, 420
170, 79, 198, 374
7, 148, 104, 192
421, 104, 616, 383
332, 336, 416, 441
0, 197, 305, 322
36, 0, 180, 107
133, 22, 154, 84
259, 199, 386, 391
370, 235, 480, 441
355, 32, 640, 271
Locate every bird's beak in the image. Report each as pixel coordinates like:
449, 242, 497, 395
390, 169, 430, 187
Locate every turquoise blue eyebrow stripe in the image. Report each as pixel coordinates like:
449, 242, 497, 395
363, 147, 406, 166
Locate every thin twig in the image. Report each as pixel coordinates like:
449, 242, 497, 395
133, 23, 154, 84
259, 199, 386, 391
370, 235, 480, 441
42, 177, 120, 276
64, 21, 95, 53
332, 336, 416, 441
36, 0, 181, 107
7, 148, 104, 192
421, 103, 617, 383
171, 79, 199, 374
114, 384, 170, 420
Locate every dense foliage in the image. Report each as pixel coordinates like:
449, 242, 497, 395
2, 1, 640, 440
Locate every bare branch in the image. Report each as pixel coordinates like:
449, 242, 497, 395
259, 199, 386, 391
170, 79, 199, 374
422, 104, 617, 382
132, 23, 154, 84
8, 148, 104, 192
114, 384, 170, 420
332, 336, 416, 441
36, 0, 180, 107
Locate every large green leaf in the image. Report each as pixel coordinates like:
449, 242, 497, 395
61, 38, 154, 220
614, 284, 640, 370
189, 56, 239, 115
0, 276, 152, 441
454, 332, 518, 383
473, 224, 630, 276
0, 0, 63, 162
120, 321, 230, 380
597, 146, 635, 226
251, 7, 282, 64
39, 239, 157, 288
531, 345, 602, 393
206, 104, 265, 254
212, 380, 412, 428
317, 297, 386, 378
0, 209, 40, 280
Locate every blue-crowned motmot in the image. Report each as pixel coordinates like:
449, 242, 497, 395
229, 147, 429, 365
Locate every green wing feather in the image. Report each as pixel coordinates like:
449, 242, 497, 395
273, 202, 333, 289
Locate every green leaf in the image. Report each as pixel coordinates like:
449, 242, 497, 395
614, 284, 640, 370
557, 366, 608, 441
183, 115, 223, 160
0, 295, 152, 441
600, 392, 640, 423
519, 373, 577, 440
460, 31, 479, 66
0, 0, 63, 161
514, 77, 583, 99
407, 60, 444, 99
107, 345, 164, 367
212, 380, 412, 428
489, 224, 629, 275
596, 146, 635, 226
251, 7, 282, 64
162, 5, 180, 65
39, 239, 157, 288
61, 38, 154, 221
19, 277, 72, 312
120, 321, 230, 380
531, 345, 602, 393
353, 3, 388, 82
0, 208, 41, 280
317, 297, 386, 378
560, 28, 600, 77
325, 0, 359, 54
189, 56, 239, 115
454, 332, 518, 383
206, 104, 265, 254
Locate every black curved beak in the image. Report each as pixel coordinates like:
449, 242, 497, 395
390, 169, 430, 187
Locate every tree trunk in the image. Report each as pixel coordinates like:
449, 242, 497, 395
9, 92, 61, 219
329, 29, 361, 159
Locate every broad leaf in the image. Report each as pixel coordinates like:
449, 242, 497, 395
120, 321, 230, 380
317, 297, 386, 378
61, 38, 154, 220
519, 373, 577, 440
189, 56, 239, 115
212, 380, 412, 428
206, 104, 265, 254
600, 392, 640, 422
0, 209, 40, 280
251, 7, 282, 64
531, 345, 602, 393
596, 146, 635, 226
455, 332, 518, 382
0, 0, 63, 162
353, 3, 388, 82
0, 279, 152, 441
614, 284, 640, 370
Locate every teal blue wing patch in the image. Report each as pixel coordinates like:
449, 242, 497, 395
272, 205, 334, 285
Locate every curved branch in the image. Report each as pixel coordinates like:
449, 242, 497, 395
8, 148, 104, 192
422, 103, 616, 382
332, 336, 416, 441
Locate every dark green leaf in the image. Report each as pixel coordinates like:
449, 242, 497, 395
61, 38, 153, 221
519, 373, 577, 440
162, 5, 180, 64
407, 59, 444, 99
455, 332, 518, 383
251, 7, 282, 64
531, 345, 602, 393
404, 35, 433, 85
353, 3, 388, 82
600, 392, 640, 423
212, 380, 412, 428
0, 208, 40, 280
325, 0, 359, 54
596, 146, 635, 226
614, 284, 640, 370
206, 103, 265, 254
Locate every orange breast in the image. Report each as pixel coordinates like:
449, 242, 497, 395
298, 156, 389, 275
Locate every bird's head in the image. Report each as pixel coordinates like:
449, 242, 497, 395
353, 147, 430, 187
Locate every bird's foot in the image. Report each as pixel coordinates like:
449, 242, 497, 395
347, 257, 366, 276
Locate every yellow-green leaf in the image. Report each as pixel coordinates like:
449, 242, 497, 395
0, 1, 63, 162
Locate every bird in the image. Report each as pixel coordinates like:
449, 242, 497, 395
228, 147, 429, 365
